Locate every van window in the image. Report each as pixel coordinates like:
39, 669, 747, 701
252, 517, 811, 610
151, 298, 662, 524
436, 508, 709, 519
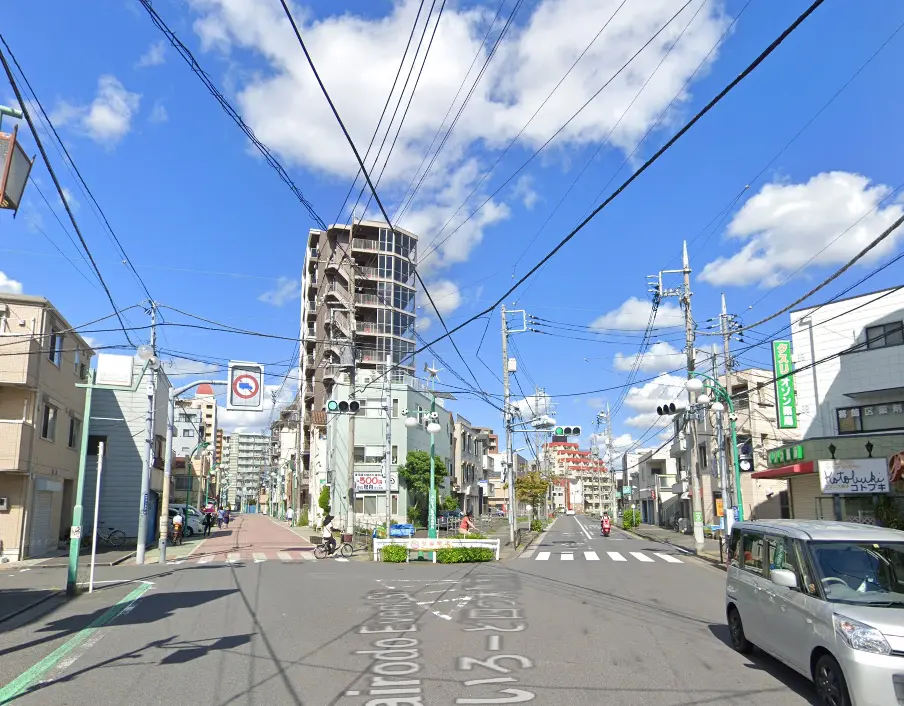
741, 532, 765, 575
793, 541, 820, 597
728, 529, 741, 567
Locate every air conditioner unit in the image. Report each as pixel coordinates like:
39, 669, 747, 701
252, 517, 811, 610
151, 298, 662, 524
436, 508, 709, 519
0, 497, 8, 511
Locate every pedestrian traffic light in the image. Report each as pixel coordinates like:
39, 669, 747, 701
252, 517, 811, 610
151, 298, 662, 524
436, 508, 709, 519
553, 425, 581, 436
327, 399, 360, 414
656, 402, 687, 416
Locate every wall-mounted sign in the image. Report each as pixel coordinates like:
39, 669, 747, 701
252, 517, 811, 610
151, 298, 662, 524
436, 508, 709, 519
772, 341, 798, 429
818, 458, 889, 494
768, 444, 805, 467
353, 472, 399, 493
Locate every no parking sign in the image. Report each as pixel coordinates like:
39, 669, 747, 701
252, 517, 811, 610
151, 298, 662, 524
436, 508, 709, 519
227, 361, 264, 412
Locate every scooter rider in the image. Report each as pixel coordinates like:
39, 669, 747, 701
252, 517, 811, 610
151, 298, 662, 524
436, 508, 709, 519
601, 512, 611, 536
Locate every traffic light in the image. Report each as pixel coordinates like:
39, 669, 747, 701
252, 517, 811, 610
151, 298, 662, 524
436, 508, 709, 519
656, 402, 686, 416
327, 399, 360, 414
553, 425, 581, 436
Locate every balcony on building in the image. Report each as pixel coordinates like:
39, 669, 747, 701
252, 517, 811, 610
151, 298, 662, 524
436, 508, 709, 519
324, 281, 351, 308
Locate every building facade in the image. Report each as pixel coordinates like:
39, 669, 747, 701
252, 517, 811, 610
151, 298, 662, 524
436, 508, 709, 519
543, 441, 613, 516
452, 415, 488, 515
225, 432, 269, 512
0, 295, 94, 561
754, 288, 904, 524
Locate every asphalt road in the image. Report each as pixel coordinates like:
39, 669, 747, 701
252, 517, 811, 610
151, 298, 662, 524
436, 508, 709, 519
0, 515, 820, 705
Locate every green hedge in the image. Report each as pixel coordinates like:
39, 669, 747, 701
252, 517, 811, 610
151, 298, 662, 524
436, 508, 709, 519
530, 519, 543, 532
436, 547, 495, 564
381, 545, 409, 563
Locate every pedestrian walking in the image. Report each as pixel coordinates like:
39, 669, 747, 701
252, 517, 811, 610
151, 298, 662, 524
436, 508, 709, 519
223, 507, 231, 527
286, 507, 294, 525
217, 507, 224, 529
203, 511, 214, 536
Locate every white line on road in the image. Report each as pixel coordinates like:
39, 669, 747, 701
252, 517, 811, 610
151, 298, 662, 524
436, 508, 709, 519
521, 516, 557, 558
335, 557, 349, 562
575, 517, 593, 541
277, 552, 292, 562
561, 553, 574, 561
302, 553, 316, 561
487, 635, 501, 651
630, 552, 654, 563
607, 552, 627, 562
536, 552, 551, 561
227, 553, 240, 563
253, 553, 267, 563
655, 553, 684, 563
584, 551, 600, 561
198, 556, 213, 564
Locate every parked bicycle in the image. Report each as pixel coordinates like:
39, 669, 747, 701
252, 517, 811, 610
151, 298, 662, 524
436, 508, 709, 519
80, 524, 126, 549
313, 534, 353, 559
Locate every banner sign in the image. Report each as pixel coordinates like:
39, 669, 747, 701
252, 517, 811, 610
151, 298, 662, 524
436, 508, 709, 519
818, 458, 889, 494
353, 472, 398, 492
772, 341, 798, 429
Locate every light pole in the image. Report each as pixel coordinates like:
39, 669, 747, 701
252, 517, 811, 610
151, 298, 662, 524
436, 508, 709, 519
404, 405, 442, 538
686, 375, 743, 527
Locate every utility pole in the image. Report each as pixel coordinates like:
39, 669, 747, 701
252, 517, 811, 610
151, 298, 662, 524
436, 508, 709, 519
501, 304, 515, 545
347, 356, 356, 534
720, 293, 734, 482
136, 302, 158, 565
681, 243, 706, 553
384, 354, 393, 533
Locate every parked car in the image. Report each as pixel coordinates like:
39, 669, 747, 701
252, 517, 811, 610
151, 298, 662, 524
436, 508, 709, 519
437, 510, 464, 530
168, 507, 203, 537
726, 519, 904, 706
565, 509, 575, 516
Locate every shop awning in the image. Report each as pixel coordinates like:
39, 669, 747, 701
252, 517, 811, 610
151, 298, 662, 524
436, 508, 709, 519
751, 461, 815, 480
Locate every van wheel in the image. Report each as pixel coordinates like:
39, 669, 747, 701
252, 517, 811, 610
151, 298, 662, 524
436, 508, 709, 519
815, 654, 851, 706
727, 607, 752, 654
185, 526, 194, 537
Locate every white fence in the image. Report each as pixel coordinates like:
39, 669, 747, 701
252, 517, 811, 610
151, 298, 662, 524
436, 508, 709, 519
373, 538, 501, 563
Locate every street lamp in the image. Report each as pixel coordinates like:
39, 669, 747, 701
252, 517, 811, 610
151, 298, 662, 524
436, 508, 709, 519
404, 408, 442, 537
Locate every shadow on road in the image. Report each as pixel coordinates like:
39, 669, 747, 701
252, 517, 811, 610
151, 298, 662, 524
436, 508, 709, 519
707, 624, 819, 705
0, 588, 238, 659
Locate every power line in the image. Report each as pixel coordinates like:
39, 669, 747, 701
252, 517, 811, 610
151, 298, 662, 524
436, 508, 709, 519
0, 44, 138, 347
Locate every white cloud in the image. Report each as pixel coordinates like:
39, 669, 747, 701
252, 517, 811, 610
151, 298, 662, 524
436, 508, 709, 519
162, 357, 221, 377
700, 172, 904, 287
591, 296, 684, 331
60, 187, 79, 212
81, 336, 101, 351
137, 40, 167, 68
0, 271, 23, 294
423, 279, 461, 316
149, 102, 169, 124
512, 175, 539, 210
52, 75, 141, 145
258, 276, 300, 306
188, 0, 730, 270
416, 315, 432, 332
613, 340, 684, 373
621, 373, 686, 428
513, 391, 552, 419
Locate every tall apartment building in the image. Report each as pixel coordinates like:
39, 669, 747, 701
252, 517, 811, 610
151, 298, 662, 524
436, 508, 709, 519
269, 406, 301, 518
543, 441, 613, 515
298, 221, 420, 515
225, 432, 269, 512
0, 295, 94, 561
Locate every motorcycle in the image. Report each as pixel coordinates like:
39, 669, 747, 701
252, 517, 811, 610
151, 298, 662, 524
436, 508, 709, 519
601, 519, 611, 537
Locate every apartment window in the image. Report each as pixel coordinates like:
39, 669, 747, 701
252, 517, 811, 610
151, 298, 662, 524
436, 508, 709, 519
698, 445, 708, 469
41, 401, 57, 440
837, 402, 904, 434
391, 445, 398, 464
392, 398, 399, 418
68, 417, 80, 450
48, 327, 63, 366
182, 429, 195, 438
87, 435, 107, 456
866, 322, 904, 350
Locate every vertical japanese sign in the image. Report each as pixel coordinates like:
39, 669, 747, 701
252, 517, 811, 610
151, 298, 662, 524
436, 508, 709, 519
772, 340, 798, 429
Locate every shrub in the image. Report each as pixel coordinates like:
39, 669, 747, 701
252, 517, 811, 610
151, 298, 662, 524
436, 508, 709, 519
299, 506, 309, 527
436, 547, 495, 563
318, 486, 331, 516
381, 545, 409, 563
463, 531, 486, 539
530, 519, 543, 532
622, 509, 642, 529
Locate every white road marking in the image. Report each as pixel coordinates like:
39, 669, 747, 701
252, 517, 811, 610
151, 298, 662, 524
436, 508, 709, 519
575, 518, 593, 541
277, 552, 293, 562
561, 553, 574, 561
608, 552, 627, 562
630, 552, 654, 563
253, 553, 267, 563
536, 552, 551, 561
655, 553, 684, 563
302, 552, 316, 561
584, 551, 600, 561
227, 553, 240, 563
198, 556, 213, 564
335, 557, 349, 562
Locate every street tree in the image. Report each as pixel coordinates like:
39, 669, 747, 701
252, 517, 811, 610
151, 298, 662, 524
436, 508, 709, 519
318, 486, 331, 516
515, 471, 549, 519
398, 450, 447, 524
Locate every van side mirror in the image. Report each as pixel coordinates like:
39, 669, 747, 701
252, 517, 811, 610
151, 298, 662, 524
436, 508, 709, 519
771, 568, 798, 589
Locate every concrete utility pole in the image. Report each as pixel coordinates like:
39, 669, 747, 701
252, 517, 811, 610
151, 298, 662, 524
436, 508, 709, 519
136, 302, 158, 565
347, 357, 356, 534
383, 354, 393, 533
719, 293, 735, 496
501, 305, 515, 545
681, 243, 706, 553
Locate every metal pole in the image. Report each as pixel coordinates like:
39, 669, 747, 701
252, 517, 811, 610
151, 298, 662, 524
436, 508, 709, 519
136, 303, 157, 564
502, 305, 515, 545
158, 391, 175, 563
428, 393, 438, 539
384, 354, 392, 535
682, 242, 705, 554
66, 368, 95, 596
88, 441, 104, 594
347, 363, 356, 535
720, 293, 743, 522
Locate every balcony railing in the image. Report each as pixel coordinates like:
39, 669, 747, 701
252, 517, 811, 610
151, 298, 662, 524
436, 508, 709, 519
351, 238, 379, 252
0, 422, 31, 470
356, 321, 383, 335
325, 282, 350, 305
355, 293, 381, 306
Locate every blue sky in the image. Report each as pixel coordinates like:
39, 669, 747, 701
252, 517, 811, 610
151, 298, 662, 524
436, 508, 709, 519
2, 0, 903, 459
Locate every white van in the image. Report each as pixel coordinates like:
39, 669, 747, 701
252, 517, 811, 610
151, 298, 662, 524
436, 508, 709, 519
726, 520, 904, 706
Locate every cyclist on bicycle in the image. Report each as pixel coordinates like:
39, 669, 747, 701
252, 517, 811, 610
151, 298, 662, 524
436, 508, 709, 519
322, 514, 336, 555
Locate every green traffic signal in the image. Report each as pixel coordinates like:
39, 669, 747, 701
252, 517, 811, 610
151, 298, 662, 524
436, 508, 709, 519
327, 400, 339, 412
555, 427, 564, 435
327, 399, 360, 414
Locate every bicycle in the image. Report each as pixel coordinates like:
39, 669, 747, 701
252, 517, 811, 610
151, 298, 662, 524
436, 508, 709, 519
80, 524, 127, 549
314, 534, 353, 559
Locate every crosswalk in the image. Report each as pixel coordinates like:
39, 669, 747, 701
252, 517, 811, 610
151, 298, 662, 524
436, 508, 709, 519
170, 550, 348, 565
529, 550, 684, 563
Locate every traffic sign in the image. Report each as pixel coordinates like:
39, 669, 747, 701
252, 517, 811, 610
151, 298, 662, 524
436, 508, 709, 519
227, 361, 264, 411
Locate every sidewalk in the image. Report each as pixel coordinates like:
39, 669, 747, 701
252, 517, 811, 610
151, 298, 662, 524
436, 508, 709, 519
626, 524, 725, 567
0, 544, 136, 571
191, 513, 312, 562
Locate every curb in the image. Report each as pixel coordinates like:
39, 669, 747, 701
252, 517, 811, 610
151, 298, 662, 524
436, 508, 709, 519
0, 590, 64, 625
624, 527, 725, 570
514, 517, 557, 559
